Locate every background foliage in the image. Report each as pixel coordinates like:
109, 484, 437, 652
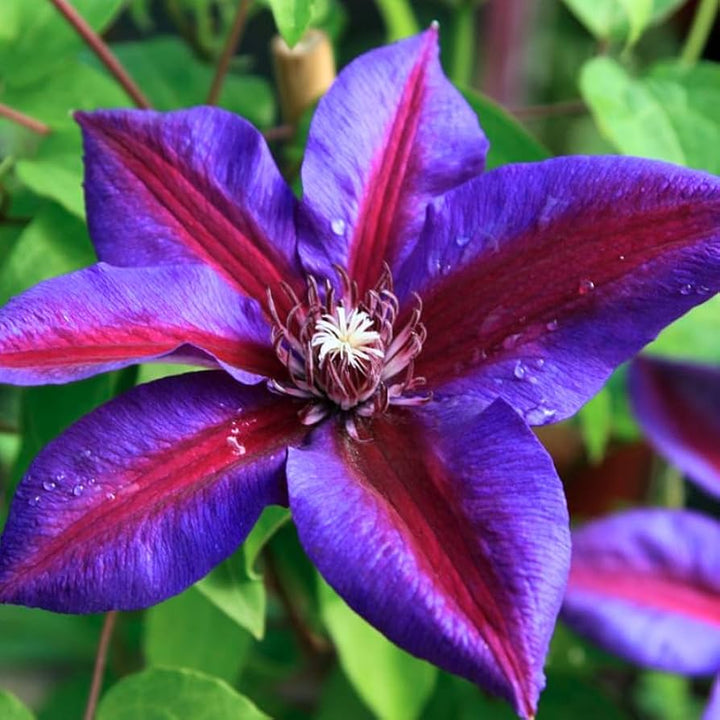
0, 0, 718, 718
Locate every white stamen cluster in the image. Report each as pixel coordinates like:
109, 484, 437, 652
311, 307, 384, 369
267, 266, 429, 437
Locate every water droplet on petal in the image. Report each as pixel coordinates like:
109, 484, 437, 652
72, 484, 85, 497
226, 436, 247, 456
230, 424, 240, 435
455, 235, 471, 248
545, 319, 559, 332
679, 283, 693, 295
82, 449, 93, 458
533, 358, 545, 370
105, 491, 116, 501
513, 361, 527, 380
43, 480, 57, 492
525, 405, 557, 424
618, 254, 626, 261
331, 218, 346, 236
503, 333, 523, 350
697, 285, 711, 295
578, 279, 595, 295
29, 495, 41, 507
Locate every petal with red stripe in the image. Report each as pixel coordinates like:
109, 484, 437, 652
563, 509, 720, 675
630, 356, 720, 500
287, 400, 570, 718
0, 263, 280, 386
397, 156, 720, 424
0, 372, 306, 613
77, 107, 301, 306
298, 27, 488, 292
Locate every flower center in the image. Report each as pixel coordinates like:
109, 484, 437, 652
311, 307, 384, 370
267, 266, 429, 436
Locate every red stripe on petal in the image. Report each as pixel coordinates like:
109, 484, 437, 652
80, 116, 299, 309
347, 36, 431, 293
0, 388, 303, 599
570, 566, 720, 627
339, 414, 533, 716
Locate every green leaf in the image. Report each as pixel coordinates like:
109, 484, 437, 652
15, 130, 85, 218
461, 89, 550, 169
110, 38, 276, 128
634, 671, 704, 720
562, 0, 685, 43
195, 507, 289, 639
0, 691, 35, 720
580, 57, 720, 174
649, 294, 720, 363
144, 587, 252, 684
96, 668, 270, 720
0, 203, 94, 305
318, 577, 437, 720
266, 0, 315, 47
577, 387, 612, 464
1, 61, 129, 130
0, 0, 125, 87
0, 605, 98, 665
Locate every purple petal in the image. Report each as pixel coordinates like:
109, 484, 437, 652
77, 108, 302, 309
705, 675, 720, 720
298, 26, 488, 293
0, 263, 280, 386
630, 356, 720, 499
0, 372, 306, 613
398, 156, 720, 425
286, 400, 570, 718
562, 509, 720, 675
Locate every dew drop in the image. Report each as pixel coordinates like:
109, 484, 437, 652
533, 358, 545, 370
105, 491, 116, 501
525, 405, 557, 424
331, 218, 346, 236
72, 484, 85, 497
513, 361, 527, 380
226, 436, 247, 456
455, 235, 471, 248
28, 495, 41, 507
502, 333, 523, 350
618, 254, 626, 261
577, 279, 595, 295
697, 285, 711, 295
545, 319, 559, 332
679, 283, 693, 295
230, 424, 240, 435
82, 449, 93, 458
42, 480, 57, 492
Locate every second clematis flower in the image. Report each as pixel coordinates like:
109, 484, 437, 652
562, 356, 720, 717
1, 27, 720, 718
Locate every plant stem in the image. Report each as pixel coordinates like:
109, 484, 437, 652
263, 548, 331, 658
450, 2, 476, 87
83, 611, 118, 720
0, 104, 50, 135
373, 0, 420, 41
207, 0, 252, 105
47, 0, 152, 109
680, 0, 719, 66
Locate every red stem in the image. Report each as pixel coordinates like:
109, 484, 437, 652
0, 103, 51, 135
207, 0, 252, 105
48, 0, 152, 109
83, 611, 118, 720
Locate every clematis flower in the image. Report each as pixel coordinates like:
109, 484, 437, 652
562, 356, 720, 713
1, 28, 720, 718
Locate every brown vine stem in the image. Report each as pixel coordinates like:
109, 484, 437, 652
47, 0, 151, 109
206, 0, 252, 105
0, 103, 50, 135
83, 611, 118, 720
263, 548, 332, 658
